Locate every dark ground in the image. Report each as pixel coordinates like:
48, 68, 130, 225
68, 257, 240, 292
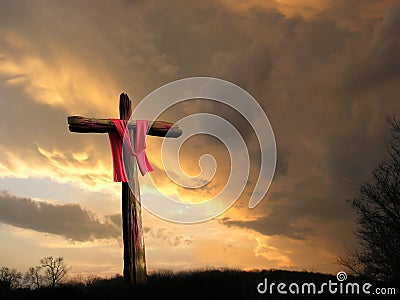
1, 269, 397, 300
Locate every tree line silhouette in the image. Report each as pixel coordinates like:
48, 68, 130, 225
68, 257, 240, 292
0, 256, 68, 290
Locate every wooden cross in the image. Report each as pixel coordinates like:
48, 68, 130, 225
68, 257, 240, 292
67, 93, 182, 284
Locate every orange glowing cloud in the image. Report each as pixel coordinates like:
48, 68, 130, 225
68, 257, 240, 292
0, 31, 120, 116
219, 0, 333, 19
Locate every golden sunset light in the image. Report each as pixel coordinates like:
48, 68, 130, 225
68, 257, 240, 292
1, 0, 400, 297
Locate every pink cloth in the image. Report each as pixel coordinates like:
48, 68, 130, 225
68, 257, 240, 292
108, 119, 153, 182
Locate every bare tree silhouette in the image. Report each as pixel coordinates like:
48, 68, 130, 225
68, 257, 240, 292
0, 267, 22, 290
340, 118, 400, 283
40, 256, 69, 288
24, 266, 43, 289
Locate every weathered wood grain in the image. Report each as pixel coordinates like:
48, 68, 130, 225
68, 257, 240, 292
67, 116, 182, 137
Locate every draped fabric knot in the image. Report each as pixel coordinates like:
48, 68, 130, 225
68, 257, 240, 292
108, 119, 154, 182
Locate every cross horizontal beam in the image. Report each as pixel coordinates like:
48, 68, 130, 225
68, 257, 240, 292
67, 116, 182, 138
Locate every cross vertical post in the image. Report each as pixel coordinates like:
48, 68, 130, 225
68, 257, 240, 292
67, 93, 182, 285
120, 94, 146, 284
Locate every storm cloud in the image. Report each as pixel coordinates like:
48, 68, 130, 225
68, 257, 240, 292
0, 191, 120, 241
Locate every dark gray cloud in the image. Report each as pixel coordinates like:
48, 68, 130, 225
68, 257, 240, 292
344, 2, 400, 93
221, 211, 315, 241
143, 226, 194, 246
0, 191, 120, 241
107, 213, 121, 229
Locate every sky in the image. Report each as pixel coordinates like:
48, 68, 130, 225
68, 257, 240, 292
1, 0, 400, 278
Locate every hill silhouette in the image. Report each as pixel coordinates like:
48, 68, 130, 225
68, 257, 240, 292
1, 268, 396, 299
